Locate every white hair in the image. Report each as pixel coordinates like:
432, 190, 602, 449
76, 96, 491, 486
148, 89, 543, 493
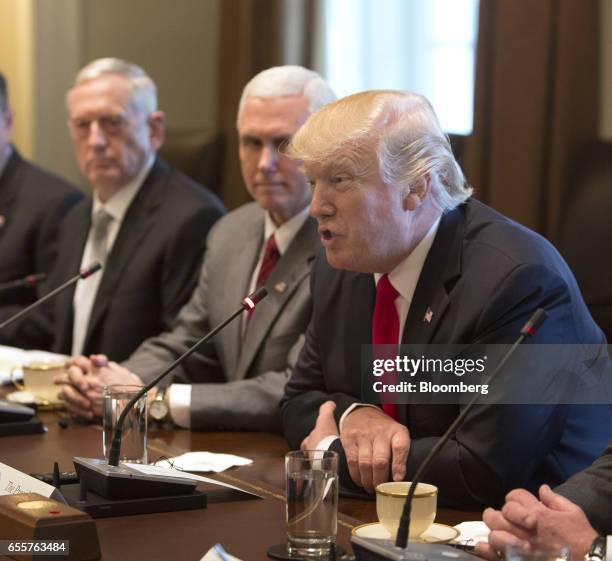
236, 65, 336, 127
72, 57, 158, 116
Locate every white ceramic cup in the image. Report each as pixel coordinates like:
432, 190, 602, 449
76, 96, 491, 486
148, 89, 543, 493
375, 481, 437, 539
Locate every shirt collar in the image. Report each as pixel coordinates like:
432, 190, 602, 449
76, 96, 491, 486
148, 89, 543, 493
263, 206, 309, 255
0, 144, 13, 179
374, 216, 441, 299
91, 154, 155, 222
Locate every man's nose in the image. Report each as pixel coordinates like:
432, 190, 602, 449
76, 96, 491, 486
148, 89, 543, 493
257, 143, 278, 173
309, 182, 334, 219
87, 120, 108, 149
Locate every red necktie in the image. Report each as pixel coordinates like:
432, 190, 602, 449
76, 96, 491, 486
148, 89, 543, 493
372, 274, 401, 421
256, 234, 280, 288
248, 234, 280, 320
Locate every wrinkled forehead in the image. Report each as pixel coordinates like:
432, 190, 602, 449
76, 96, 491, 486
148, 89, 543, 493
66, 74, 138, 117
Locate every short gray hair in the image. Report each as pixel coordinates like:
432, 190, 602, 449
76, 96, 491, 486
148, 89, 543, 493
289, 90, 472, 213
236, 65, 336, 127
72, 58, 157, 115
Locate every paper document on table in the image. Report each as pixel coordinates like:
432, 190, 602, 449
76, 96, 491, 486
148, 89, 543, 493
124, 462, 261, 498
153, 451, 253, 473
0, 345, 68, 384
200, 543, 242, 561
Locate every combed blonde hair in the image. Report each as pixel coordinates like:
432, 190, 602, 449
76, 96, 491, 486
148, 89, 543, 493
288, 90, 472, 212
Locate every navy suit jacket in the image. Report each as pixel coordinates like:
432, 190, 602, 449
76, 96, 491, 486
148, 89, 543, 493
0, 148, 82, 312
3, 157, 224, 362
282, 198, 612, 509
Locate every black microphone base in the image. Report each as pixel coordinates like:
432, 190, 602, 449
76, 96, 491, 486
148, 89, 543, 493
74, 457, 198, 499
351, 536, 480, 561
60, 483, 207, 518
0, 418, 45, 437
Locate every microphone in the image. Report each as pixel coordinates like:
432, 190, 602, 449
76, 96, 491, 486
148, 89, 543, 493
72, 287, 268, 503
351, 308, 548, 561
0, 263, 101, 331
0, 273, 47, 294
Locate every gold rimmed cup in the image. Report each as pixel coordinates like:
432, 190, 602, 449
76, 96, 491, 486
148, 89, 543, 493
375, 481, 437, 539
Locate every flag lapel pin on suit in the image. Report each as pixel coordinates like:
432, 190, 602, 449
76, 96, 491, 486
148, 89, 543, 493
274, 281, 287, 294
423, 307, 433, 323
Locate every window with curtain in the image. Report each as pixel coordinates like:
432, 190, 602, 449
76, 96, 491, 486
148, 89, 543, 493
315, 0, 479, 135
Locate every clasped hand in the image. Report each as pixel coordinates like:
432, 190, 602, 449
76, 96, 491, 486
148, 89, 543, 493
54, 354, 142, 419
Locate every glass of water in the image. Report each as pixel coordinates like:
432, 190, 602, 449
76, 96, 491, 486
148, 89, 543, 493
285, 450, 338, 559
102, 384, 148, 464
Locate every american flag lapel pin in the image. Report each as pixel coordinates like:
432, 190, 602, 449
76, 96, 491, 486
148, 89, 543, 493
424, 307, 433, 323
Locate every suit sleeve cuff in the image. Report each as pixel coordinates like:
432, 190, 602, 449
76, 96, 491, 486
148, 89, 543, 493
168, 384, 191, 428
316, 436, 339, 450
339, 403, 380, 431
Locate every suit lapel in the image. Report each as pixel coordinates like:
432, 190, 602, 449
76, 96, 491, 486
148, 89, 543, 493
221, 216, 263, 377
401, 206, 464, 346
54, 201, 91, 352
235, 217, 319, 380
0, 150, 22, 233
83, 161, 165, 351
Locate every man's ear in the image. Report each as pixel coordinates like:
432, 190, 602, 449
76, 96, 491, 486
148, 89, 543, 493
148, 110, 166, 151
402, 174, 431, 211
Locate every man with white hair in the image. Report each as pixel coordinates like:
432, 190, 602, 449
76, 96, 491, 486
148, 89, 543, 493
57, 65, 336, 432
4, 58, 224, 361
281, 90, 612, 508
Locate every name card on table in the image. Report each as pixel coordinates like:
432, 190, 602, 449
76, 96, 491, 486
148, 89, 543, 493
0, 462, 64, 502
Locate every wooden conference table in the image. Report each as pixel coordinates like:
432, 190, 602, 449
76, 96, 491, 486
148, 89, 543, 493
0, 411, 480, 561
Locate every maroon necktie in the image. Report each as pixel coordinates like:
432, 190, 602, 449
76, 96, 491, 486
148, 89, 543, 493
372, 274, 401, 421
248, 234, 280, 320
256, 234, 280, 288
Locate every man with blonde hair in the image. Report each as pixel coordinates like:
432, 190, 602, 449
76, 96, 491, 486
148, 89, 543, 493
281, 90, 612, 508
57, 65, 336, 432
3, 58, 224, 360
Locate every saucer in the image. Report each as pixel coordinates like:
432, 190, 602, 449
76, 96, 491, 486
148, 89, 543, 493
352, 522, 460, 544
6, 390, 64, 410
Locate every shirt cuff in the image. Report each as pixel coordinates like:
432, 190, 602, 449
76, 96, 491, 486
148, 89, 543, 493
606, 536, 612, 561
316, 435, 339, 450
339, 402, 380, 431
168, 384, 191, 428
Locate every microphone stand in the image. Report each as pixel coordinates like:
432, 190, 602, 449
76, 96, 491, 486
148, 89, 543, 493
108, 286, 268, 466
0, 264, 102, 331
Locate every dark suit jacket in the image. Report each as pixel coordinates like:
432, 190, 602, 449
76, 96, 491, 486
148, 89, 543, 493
281, 198, 612, 509
123, 203, 319, 432
3, 157, 224, 362
556, 441, 612, 535
0, 148, 82, 312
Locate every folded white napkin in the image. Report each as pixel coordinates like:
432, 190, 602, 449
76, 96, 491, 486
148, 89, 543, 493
453, 521, 490, 545
200, 544, 242, 561
154, 451, 252, 473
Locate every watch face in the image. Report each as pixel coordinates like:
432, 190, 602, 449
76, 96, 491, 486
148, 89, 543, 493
150, 399, 168, 420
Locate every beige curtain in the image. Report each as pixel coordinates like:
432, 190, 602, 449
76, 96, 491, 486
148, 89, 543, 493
464, 0, 600, 240
215, 0, 315, 210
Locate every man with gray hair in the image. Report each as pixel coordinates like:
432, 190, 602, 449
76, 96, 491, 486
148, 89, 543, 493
57, 65, 336, 432
0, 72, 81, 317
4, 58, 224, 361
281, 90, 612, 508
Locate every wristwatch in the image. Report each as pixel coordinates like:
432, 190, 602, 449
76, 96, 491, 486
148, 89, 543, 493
585, 536, 606, 561
150, 387, 170, 421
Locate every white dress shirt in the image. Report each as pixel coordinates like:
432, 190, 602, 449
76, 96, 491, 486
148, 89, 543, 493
168, 207, 310, 428
71, 155, 154, 356
317, 216, 441, 450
